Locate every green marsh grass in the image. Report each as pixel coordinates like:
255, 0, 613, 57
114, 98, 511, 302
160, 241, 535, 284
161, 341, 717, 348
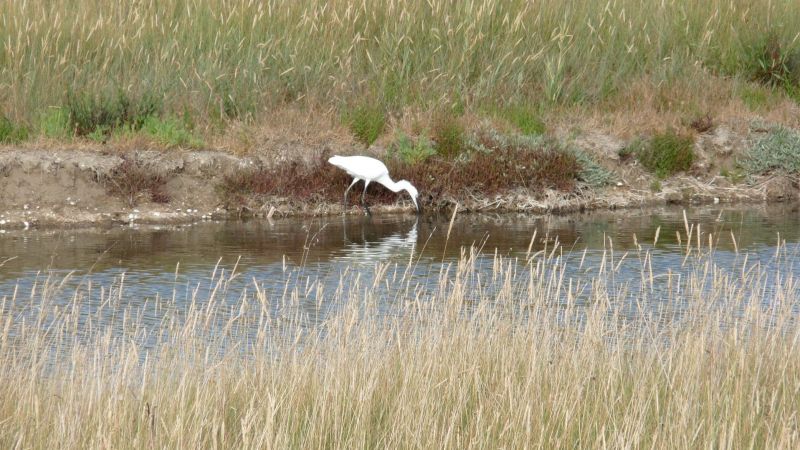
0, 115, 29, 143
2, 0, 800, 135
1, 232, 799, 448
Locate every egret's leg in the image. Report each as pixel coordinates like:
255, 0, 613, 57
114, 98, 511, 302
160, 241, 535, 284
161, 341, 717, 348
361, 180, 372, 216
343, 178, 359, 213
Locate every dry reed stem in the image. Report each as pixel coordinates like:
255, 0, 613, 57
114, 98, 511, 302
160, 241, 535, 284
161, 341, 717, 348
0, 237, 799, 448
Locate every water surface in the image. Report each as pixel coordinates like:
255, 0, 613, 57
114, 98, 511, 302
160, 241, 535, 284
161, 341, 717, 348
1, 203, 800, 339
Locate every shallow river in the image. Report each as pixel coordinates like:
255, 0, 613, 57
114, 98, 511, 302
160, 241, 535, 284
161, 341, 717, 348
1, 203, 800, 340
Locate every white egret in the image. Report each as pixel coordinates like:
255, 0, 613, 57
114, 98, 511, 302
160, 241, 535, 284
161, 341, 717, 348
328, 155, 420, 215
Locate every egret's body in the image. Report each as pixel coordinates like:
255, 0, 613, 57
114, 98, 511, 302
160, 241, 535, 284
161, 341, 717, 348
328, 155, 419, 215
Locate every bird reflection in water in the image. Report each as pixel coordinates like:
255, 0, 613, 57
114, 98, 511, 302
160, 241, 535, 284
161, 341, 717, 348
335, 218, 419, 265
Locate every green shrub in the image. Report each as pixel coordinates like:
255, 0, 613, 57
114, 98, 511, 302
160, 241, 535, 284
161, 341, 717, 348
0, 116, 29, 143
636, 130, 695, 178
391, 134, 436, 164
345, 104, 386, 146
741, 126, 800, 175
571, 148, 615, 187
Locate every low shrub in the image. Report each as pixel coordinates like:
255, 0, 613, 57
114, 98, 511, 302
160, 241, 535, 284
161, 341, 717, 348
571, 148, 615, 187
636, 130, 695, 178
386, 131, 581, 200
741, 126, 800, 175
219, 153, 350, 206
103, 154, 171, 207
218, 134, 584, 211
390, 134, 436, 164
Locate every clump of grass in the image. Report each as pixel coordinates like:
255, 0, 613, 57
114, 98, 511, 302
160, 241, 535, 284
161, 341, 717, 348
431, 112, 466, 157
738, 84, 775, 111
650, 179, 662, 192
0, 115, 29, 143
38, 107, 70, 139
102, 154, 171, 206
344, 104, 386, 146
636, 130, 696, 178
212, 79, 256, 122
66, 89, 161, 137
141, 116, 204, 148
721, 167, 746, 184
741, 125, 800, 175
501, 105, 545, 135
746, 33, 800, 88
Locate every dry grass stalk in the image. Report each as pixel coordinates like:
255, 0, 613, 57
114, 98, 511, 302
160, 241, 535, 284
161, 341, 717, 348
0, 237, 799, 448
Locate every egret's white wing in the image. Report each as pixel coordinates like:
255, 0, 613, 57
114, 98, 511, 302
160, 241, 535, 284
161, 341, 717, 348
329, 155, 388, 180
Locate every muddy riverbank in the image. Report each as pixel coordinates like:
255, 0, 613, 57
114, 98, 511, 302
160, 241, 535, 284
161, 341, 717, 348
0, 123, 797, 230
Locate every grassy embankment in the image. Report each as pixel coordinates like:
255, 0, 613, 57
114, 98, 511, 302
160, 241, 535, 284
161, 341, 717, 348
3, 0, 800, 208
1, 232, 799, 448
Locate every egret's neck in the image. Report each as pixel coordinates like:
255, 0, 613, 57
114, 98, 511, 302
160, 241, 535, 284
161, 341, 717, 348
378, 175, 404, 193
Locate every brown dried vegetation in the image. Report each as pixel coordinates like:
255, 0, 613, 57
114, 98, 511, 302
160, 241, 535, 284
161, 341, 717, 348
221, 133, 581, 211
103, 155, 171, 207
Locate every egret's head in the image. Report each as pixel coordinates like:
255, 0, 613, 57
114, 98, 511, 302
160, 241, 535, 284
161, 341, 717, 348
327, 155, 344, 169
397, 180, 421, 214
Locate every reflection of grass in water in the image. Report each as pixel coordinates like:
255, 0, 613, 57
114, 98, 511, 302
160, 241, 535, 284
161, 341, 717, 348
1, 239, 800, 448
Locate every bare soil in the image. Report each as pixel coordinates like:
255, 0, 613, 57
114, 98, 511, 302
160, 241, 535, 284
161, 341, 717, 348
0, 121, 796, 230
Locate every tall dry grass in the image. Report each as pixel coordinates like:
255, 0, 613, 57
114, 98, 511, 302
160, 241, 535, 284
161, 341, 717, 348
1, 0, 798, 128
1, 234, 799, 448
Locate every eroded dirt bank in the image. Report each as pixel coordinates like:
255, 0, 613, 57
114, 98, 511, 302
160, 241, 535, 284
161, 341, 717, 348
0, 123, 798, 230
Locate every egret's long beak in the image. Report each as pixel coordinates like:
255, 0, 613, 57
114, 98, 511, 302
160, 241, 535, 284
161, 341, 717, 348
412, 196, 421, 215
